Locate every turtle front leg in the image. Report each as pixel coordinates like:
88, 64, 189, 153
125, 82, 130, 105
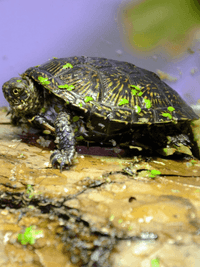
50, 112, 76, 172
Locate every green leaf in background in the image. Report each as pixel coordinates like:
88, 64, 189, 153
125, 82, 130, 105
121, 0, 200, 56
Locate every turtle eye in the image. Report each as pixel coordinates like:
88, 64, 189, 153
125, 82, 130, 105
13, 88, 19, 95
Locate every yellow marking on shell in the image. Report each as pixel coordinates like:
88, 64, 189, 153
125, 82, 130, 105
115, 79, 122, 89
94, 112, 105, 118
112, 118, 127, 123
153, 99, 159, 106
107, 81, 113, 87
91, 72, 98, 78
108, 91, 118, 104
46, 62, 64, 75
94, 83, 100, 89
78, 83, 92, 96
108, 84, 125, 105
66, 77, 81, 85
103, 105, 112, 112
116, 111, 122, 117
131, 93, 141, 107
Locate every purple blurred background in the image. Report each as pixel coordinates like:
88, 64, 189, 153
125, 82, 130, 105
1, 0, 200, 111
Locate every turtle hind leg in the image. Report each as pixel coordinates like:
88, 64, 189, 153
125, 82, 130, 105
167, 133, 191, 147
50, 112, 76, 172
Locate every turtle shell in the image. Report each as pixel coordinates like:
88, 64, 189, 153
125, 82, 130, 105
23, 56, 198, 124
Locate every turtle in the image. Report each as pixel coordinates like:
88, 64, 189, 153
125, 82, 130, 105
2, 56, 199, 171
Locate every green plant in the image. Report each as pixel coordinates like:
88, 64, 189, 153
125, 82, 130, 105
151, 258, 160, 267
149, 169, 161, 178
18, 226, 43, 245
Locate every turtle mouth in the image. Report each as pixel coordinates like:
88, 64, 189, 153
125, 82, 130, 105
11, 100, 29, 113
12, 104, 23, 111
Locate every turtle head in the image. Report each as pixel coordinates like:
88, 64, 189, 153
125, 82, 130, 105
2, 76, 42, 116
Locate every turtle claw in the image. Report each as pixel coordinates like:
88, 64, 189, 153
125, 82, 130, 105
51, 156, 58, 169
50, 149, 74, 172
60, 161, 66, 173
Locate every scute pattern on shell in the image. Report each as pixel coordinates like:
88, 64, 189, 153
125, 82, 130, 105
23, 56, 198, 124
